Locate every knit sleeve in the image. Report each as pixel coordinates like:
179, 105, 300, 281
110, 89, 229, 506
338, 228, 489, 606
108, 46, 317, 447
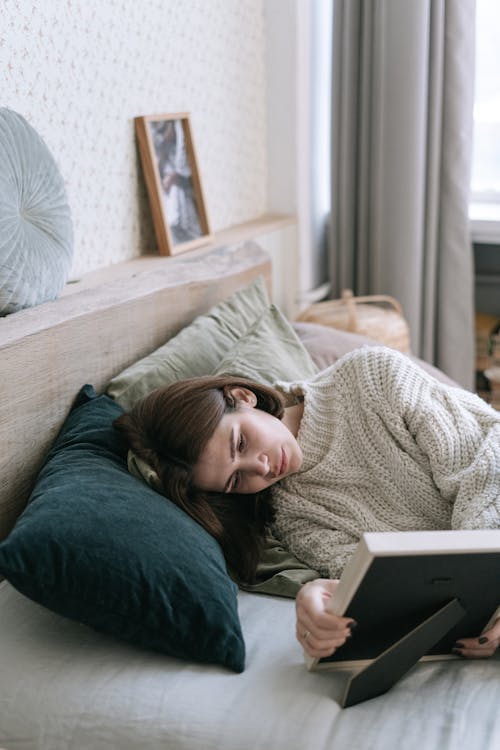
273, 347, 500, 581
377, 349, 500, 530
411, 387, 500, 530
271, 496, 359, 578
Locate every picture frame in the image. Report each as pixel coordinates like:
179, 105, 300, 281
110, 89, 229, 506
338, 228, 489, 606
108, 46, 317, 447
306, 529, 500, 707
135, 113, 213, 256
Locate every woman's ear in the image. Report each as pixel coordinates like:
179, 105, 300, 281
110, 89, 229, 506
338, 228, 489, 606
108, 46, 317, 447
227, 386, 258, 407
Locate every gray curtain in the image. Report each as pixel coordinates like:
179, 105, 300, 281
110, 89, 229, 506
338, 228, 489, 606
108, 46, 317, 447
328, 0, 476, 388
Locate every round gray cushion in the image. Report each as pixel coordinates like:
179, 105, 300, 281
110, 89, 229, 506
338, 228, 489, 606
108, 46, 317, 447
0, 108, 73, 316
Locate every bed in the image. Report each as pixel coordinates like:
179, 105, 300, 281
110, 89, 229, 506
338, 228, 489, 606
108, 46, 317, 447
1, 241, 500, 750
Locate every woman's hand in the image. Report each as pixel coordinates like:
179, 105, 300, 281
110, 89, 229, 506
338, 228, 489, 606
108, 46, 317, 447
453, 617, 500, 659
295, 578, 356, 659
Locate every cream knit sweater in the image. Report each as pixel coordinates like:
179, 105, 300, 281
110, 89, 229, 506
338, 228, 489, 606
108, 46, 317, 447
271, 346, 500, 578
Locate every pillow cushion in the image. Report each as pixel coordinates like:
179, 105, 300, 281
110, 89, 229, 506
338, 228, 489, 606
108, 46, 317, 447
292, 321, 380, 370
293, 320, 459, 387
0, 385, 245, 672
213, 305, 318, 384
127, 302, 317, 493
0, 108, 73, 315
107, 276, 270, 410
111, 292, 319, 600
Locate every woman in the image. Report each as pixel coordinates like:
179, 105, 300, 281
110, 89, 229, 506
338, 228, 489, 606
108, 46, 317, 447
114, 346, 500, 659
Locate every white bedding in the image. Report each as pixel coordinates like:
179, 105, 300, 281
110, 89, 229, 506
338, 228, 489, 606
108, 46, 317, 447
1, 580, 500, 750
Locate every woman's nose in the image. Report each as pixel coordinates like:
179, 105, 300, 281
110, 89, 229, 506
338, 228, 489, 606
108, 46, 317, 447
242, 452, 270, 476
254, 453, 272, 477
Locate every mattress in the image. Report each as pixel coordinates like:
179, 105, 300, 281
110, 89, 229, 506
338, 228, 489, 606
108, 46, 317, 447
1, 580, 500, 750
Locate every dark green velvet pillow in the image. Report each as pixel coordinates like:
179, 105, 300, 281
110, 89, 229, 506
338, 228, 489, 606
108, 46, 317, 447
0, 385, 245, 672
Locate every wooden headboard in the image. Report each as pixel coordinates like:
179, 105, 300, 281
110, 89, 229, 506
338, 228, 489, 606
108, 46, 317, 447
0, 241, 271, 539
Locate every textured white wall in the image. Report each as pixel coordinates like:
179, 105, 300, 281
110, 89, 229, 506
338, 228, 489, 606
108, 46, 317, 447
2, 0, 268, 279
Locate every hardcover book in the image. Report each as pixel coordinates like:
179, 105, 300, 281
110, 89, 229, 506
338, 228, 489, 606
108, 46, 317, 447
306, 530, 500, 707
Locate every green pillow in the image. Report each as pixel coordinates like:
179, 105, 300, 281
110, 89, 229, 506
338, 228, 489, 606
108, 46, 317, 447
0, 386, 245, 672
212, 304, 318, 384
125, 301, 318, 502
108, 277, 320, 600
107, 276, 270, 410
211, 304, 320, 595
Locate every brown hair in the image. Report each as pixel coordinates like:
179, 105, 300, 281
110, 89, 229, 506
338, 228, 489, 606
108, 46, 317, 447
113, 375, 285, 583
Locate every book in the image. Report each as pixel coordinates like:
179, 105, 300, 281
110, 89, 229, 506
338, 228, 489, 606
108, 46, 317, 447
306, 530, 500, 707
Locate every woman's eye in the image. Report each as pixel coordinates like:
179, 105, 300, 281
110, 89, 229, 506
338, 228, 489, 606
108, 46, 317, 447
238, 434, 245, 452
232, 472, 241, 491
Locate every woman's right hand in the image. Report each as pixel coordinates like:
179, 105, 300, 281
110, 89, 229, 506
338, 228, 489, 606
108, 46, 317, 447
295, 578, 357, 659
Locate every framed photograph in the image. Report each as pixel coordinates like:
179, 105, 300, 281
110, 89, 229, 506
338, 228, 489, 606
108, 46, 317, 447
135, 113, 213, 256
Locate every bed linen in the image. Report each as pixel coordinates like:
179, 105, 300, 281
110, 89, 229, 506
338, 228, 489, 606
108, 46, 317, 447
2, 241, 499, 750
1, 579, 499, 750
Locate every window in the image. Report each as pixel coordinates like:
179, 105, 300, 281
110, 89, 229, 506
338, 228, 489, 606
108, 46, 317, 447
470, 0, 500, 242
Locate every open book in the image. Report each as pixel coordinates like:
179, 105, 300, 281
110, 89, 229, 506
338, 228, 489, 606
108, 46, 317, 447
306, 530, 500, 707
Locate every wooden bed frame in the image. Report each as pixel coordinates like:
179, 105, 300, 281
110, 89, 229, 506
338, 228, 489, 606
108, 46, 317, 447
0, 241, 271, 540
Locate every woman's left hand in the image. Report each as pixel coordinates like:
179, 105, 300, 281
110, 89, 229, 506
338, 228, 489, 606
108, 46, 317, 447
453, 617, 500, 658
295, 578, 355, 659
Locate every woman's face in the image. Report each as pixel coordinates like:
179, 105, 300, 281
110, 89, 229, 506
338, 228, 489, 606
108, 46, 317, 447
193, 388, 303, 495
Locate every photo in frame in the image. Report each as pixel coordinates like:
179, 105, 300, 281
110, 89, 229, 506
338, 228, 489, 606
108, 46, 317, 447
135, 113, 212, 256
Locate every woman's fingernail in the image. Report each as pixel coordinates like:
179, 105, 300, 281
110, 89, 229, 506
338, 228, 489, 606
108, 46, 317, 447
454, 642, 465, 648
478, 636, 489, 644
452, 648, 464, 657
349, 620, 358, 630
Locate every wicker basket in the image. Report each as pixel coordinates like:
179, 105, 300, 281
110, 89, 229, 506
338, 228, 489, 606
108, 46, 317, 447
297, 289, 411, 354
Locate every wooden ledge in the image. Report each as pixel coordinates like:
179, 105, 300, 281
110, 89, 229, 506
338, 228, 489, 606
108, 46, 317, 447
62, 213, 296, 296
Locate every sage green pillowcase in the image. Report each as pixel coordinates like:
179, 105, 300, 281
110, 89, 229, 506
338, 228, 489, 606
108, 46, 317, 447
107, 277, 270, 410
210, 303, 320, 596
108, 277, 320, 598
212, 304, 318, 384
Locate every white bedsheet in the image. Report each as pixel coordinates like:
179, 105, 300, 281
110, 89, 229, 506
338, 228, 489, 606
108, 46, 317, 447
1, 580, 499, 750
